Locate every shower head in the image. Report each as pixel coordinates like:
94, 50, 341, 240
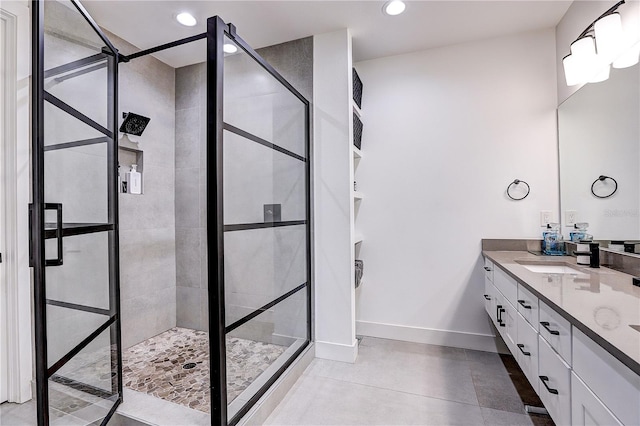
120, 112, 150, 136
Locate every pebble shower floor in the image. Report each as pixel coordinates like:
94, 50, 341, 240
122, 327, 287, 412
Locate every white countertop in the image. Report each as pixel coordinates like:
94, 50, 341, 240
483, 250, 640, 375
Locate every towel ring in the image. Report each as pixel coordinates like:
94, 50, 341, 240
591, 175, 617, 198
507, 179, 530, 201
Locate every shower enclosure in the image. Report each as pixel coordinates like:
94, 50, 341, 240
30, 1, 311, 425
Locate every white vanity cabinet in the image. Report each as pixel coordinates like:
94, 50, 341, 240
483, 260, 496, 325
517, 283, 539, 331
493, 266, 517, 307
515, 313, 539, 392
482, 256, 640, 426
538, 335, 571, 425
539, 301, 572, 365
571, 372, 622, 426
572, 329, 640, 426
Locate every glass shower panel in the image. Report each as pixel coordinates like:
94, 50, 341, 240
226, 287, 308, 415
44, 0, 110, 128
224, 225, 306, 326
45, 231, 110, 310
223, 37, 307, 158
223, 130, 306, 224
221, 28, 309, 424
45, 305, 110, 369
48, 327, 118, 423
44, 142, 109, 224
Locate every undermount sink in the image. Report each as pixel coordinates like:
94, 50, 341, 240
516, 262, 585, 275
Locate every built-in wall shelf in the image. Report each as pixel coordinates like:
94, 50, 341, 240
353, 191, 364, 201
353, 146, 362, 160
118, 140, 144, 195
352, 101, 363, 119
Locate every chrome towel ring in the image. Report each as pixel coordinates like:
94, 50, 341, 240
507, 179, 530, 201
591, 175, 617, 198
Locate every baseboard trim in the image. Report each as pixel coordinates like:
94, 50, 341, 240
356, 320, 507, 354
314, 339, 359, 363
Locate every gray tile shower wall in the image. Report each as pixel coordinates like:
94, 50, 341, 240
174, 37, 313, 335
109, 30, 177, 348
175, 62, 207, 331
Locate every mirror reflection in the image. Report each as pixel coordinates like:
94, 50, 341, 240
558, 63, 640, 250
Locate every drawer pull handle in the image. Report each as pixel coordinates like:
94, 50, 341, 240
484, 266, 492, 271
517, 300, 532, 309
539, 376, 559, 394
483, 294, 491, 300
540, 321, 560, 335
497, 307, 506, 327
517, 343, 531, 356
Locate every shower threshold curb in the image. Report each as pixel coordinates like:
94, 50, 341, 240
236, 343, 316, 426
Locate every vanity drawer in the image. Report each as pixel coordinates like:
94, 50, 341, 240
538, 335, 571, 426
484, 279, 495, 320
516, 312, 539, 393
573, 328, 640, 426
484, 258, 494, 283
517, 283, 539, 331
539, 301, 572, 365
571, 372, 622, 426
494, 292, 515, 353
493, 266, 517, 307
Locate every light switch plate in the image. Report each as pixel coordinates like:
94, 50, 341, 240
540, 210, 552, 226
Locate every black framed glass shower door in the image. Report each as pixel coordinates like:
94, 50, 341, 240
207, 18, 312, 425
31, 1, 122, 424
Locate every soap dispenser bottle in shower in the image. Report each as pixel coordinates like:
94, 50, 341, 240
127, 164, 142, 195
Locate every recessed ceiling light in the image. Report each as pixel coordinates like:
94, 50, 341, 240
176, 12, 197, 27
223, 43, 238, 54
383, 0, 406, 16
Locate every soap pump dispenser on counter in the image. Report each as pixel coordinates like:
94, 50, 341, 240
569, 223, 592, 242
542, 223, 564, 256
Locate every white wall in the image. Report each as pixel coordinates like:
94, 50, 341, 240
556, 0, 640, 105
313, 29, 358, 362
354, 29, 559, 351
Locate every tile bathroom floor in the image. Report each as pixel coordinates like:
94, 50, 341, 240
1, 336, 556, 425
123, 327, 286, 412
264, 337, 555, 426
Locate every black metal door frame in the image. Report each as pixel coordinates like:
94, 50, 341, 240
31, 1, 123, 424
207, 18, 312, 426
32, 7, 312, 424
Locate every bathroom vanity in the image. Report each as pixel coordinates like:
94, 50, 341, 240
482, 250, 640, 426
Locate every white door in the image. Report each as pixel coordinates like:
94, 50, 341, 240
1, 8, 10, 404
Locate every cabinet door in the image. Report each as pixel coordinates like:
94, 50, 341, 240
516, 313, 539, 393
517, 283, 539, 331
539, 301, 572, 365
493, 267, 517, 306
484, 258, 494, 283
493, 292, 507, 337
503, 299, 518, 352
538, 335, 571, 426
571, 372, 622, 426
484, 278, 495, 321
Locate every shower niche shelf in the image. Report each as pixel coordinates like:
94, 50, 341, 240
118, 139, 144, 195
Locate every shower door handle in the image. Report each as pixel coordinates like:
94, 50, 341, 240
44, 203, 64, 266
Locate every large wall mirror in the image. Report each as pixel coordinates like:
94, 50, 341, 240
558, 63, 640, 248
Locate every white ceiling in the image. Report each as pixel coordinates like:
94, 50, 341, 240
82, 0, 572, 68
